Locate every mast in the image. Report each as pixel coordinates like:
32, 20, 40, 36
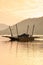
31, 24, 35, 36
9, 26, 13, 37
16, 24, 18, 37
27, 25, 29, 34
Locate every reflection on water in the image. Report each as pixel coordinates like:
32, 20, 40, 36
0, 37, 43, 65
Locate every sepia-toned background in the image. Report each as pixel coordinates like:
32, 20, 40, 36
0, 0, 43, 65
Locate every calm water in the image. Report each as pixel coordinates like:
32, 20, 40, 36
0, 37, 43, 65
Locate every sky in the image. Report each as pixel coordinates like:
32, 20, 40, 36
0, 0, 43, 25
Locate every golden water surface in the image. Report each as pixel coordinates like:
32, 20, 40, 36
0, 37, 43, 65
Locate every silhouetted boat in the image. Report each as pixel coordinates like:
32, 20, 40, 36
2, 24, 40, 42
